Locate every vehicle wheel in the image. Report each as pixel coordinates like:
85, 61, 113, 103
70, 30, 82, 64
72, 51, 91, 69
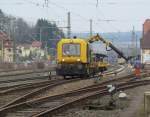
64, 76, 66, 79
86, 68, 90, 78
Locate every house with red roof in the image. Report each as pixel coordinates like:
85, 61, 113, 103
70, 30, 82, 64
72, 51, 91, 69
16, 41, 44, 61
31, 41, 42, 48
31, 41, 45, 60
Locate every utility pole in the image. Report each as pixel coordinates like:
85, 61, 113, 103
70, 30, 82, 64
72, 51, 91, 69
0, 19, 4, 62
40, 28, 42, 43
45, 41, 48, 60
90, 19, 93, 37
1, 39, 4, 62
12, 20, 17, 63
131, 26, 136, 57
135, 34, 138, 56
67, 12, 71, 38
127, 44, 129, 57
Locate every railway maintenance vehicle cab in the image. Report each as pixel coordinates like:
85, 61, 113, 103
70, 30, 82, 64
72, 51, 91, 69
56, 38, 100, 78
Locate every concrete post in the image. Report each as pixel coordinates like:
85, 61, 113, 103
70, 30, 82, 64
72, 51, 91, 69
144, 92, 150, 117
67, 12, 71, 38
90, 19, 93, 37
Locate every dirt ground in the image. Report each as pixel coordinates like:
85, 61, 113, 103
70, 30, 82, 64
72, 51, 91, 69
55, 82, 150, 117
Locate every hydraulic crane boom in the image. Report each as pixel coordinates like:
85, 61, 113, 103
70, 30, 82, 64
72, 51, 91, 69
89, 34, 129, 61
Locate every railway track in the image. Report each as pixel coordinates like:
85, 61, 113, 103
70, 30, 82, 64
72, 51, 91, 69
0, 75, 48, 84
0, 63, 124, 88
0, 79, 57, 107
0, 67, 56, 86
0, 70, 56, 88
0, 78, 83, 108
0, 79, 61, 94
0, 64, 130, 116
0, 68, 54, 77
104, 64, 127, 76
0, 63, 118, 77
0, 64, 127, 106
0, 74, 52, 90
0, 73, 57, 106
0, 70, 149, 117
31, 78, 150, 117
0, 64, 125, 91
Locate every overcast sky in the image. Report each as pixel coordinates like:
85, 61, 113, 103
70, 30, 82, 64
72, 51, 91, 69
0, 0, 150, 33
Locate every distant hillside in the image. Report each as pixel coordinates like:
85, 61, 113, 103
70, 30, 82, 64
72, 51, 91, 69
72, 31, 142, 43
71, 31, 142, 56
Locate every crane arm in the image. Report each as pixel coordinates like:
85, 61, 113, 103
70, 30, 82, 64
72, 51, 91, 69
88, 34, 129, 61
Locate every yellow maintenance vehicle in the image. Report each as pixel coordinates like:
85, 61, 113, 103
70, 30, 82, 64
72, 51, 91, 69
56, 34, 128, 78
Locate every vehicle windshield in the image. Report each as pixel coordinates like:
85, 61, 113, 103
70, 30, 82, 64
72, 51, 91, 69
63, 44, 80, 56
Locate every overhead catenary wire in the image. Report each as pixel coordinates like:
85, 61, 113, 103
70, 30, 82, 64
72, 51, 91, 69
94, 6, 128, 40
47, 1, 89, 22
96, 0, 99, 7
96, 8, 120, 39
22, 0, 90, 31
45, 0, 120, 35
47, 1, 127, 40
96, 7, 121, 31
0, 1, 144, 24
0, 0, 139, 39
22, 0, 94, 37
0, 0, 142, 58
22, 0, 64, 23
0, 0, 114, 37
95, 2, 144, 33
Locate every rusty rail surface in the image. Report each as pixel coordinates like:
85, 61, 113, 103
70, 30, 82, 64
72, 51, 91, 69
0, 64, 137, 117
31, 79, 150, 117
0, 78, 82, 109
0, 64, 126, 108
0, 70, 148, 117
